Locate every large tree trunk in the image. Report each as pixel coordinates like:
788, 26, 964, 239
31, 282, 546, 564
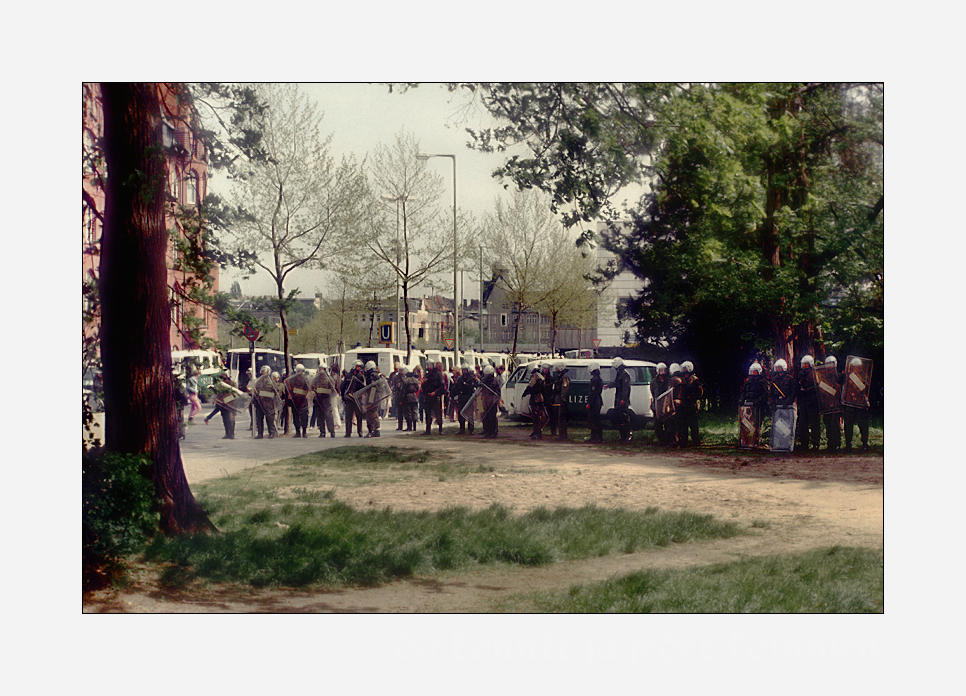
99, 82, 215, 535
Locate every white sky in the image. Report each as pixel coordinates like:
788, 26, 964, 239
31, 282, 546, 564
214, 82, 526, 300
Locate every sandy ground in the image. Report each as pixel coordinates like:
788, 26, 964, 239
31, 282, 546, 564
83, 421, 883, 613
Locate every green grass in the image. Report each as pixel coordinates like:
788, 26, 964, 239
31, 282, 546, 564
498, 546, 883, 613
142, 445, 743, 588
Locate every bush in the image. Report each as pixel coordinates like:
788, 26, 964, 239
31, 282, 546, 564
83, 452, 160, 590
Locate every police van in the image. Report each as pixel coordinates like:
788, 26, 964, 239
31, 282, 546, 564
342, 347, 422, 377
227, 347, 288, 387
171, 349, 224, 398
293, 353, 329, 379
502, 358, 658, 429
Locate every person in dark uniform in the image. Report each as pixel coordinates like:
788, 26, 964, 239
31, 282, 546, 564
204, 372, 240, 439
650, 362, 671, 445
363, 361, 383, 438
550, 364, 571, 441
668, 363, 684, 446
610, 356, 633, 443
843, 357, 871, 452
422, 362, 446, 435
821, 356, 844, 452
523, 363, 549, 439
677, 361, 703, 447
739, 362, 769, 446
389, 363, 404, 431
285, 364, 311, 438
584, 361, 604, 443
253, 366, 280, 439
480, 364, 501, 438
770, 359, 797, 409
401, 366, 420, 431
341, 361, 366, 437
796, 355, 821, 451
310, 363, 337, 437
455, 364, 479, 435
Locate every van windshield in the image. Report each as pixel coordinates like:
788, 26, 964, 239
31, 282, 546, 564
568, 366, 654, 384
297, 357, 320, 370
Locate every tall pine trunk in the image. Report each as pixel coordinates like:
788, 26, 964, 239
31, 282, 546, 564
99, 82, 214, 535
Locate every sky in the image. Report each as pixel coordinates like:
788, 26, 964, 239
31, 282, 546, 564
213, 82, 528, 301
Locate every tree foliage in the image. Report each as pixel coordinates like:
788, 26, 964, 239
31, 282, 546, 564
455, 82, 883, 407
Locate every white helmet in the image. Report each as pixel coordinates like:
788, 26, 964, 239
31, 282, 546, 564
272, 371, 280, 380
824, 356, 837, 367
365, 361, 377, 371
555, 364, 565, 372
295, 364, 305, 372
774, 359, 787, 373
260, 365, 271, 375
749, 362, 762, 375
588, 362, 600, 373
400, 365, 409, 374
801, 355, 814, 367
483, 364, 495, 375
669, 363, 681, 375
612, 357, 624, 369
354, 360, 363, 368
541, 362, 551, 370
850, 358, 862, 368
682, 361, 694, 373
656, 362, 667, 374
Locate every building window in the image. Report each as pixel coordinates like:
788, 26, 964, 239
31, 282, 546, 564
170, 168, 181, 201
501, 313, 508, 327
186, 172, 198, 205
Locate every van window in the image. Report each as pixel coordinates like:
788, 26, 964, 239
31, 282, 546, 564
568, 365, 654, 384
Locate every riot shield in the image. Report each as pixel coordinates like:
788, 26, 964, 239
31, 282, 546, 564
813, 364, 842, 415
655, 387, 675, 423
460, 383, 500, 424
738, 403, 758, 449
212, 386, 251, 415
351, 376, 392, 412
842, 356, 872, 409
254, 377, 283, 416
285, 375, 311, 413
311, 371, 337, 407
770, 405, 797, 453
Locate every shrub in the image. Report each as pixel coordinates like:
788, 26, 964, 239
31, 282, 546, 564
83, 452, 160, 590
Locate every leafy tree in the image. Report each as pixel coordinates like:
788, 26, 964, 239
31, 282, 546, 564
452, 83, 883, 406
219, 83, 367, 373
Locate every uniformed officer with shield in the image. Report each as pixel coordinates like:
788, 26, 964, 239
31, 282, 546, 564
738, 362, 768, 448
769, 359, 797, 452
285, 364, 312, 438
310, 362, 338, 437
843, 356, 873, 452
796, 355, 821, 452
253, 365, 281, 439
815, 356, 844, 451
584, 362, 604, 444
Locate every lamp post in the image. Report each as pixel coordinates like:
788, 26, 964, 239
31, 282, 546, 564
416, 152, 458, 361
381, 194, 405, 351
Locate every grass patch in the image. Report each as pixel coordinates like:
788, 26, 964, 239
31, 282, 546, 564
143, 501, 743, 589
501, 546, 882, 613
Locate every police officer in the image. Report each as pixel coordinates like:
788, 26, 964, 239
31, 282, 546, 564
455, 364, 479, 435
584, 361, 604, 444
480, 364, 501, 438
310, 362, 337, 437
844, 357, 870, 452
822, 356, 844, 452
668, 363, 684, 446
770, 359, 797, 409
341, 361, 366, 437
363, 361, 383, 438
422, 362, 447, 435
796, 355, 820, 451
253, 365, 280, 439
284, 364, 311, 438
551, 364, 571, 441
401, 365, 420, 431
522, 363, 549, 440
650, 362, 672, 446
610, 356, 632, 443
389, 363, 405, 431
739, 362, 769, 446
678, 361, 703, 447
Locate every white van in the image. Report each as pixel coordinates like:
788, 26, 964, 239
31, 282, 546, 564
502, 358, 657, 429
293, 353, 328, 379
227, 347, 288, 387
171, 349, 224, 397
343, 347, 422, 377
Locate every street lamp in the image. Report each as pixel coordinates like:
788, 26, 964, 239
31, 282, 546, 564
381, 194, 406, 351
416, 152, 458, 360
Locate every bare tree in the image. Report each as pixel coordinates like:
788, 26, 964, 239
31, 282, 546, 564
360, 130, 456, 363
223, 83, 366, 372
480, 188, 559, 355
534, 237, 598, 354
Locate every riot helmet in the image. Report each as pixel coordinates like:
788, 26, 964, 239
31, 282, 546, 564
774, 359, 787, 373
365, 361, 377, 372
682, 361, 694, 373
749, 362, 762, 376
801, 355, 815, 367
824, 356, 838, 367
669, 363, 681, 375
656, 362, 667, 374
588, 362, 600, 373
483, 364, 495, 375
612, 357, 624, 369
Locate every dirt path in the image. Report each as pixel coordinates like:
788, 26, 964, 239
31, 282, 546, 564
83, 433, 883, 613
